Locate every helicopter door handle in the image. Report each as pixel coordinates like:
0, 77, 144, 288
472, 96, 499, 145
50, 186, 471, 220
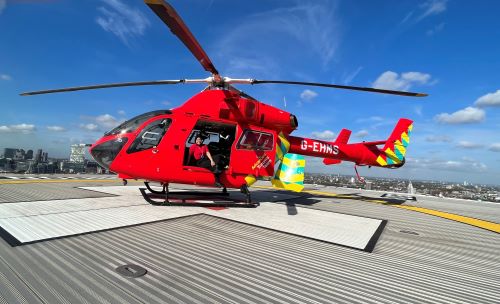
152, 148, 159, 154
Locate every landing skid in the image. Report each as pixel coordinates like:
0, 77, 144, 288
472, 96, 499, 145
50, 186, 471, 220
140, 183, 258, 208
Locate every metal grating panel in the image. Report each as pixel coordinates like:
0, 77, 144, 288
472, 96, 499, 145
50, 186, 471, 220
0, 183, 114, 203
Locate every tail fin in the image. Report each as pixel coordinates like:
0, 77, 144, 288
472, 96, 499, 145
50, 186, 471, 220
375, 118, 413, 167
335, 129, 351, 144
272, 153, 305, 192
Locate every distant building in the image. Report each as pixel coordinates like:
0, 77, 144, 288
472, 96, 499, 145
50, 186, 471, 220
34, 149, 42, 162
408, 181, 415, 194
13, 149, 25, 160
25, 150, 33, 160
3, 148, 17, 159
41, 152, 48, 162
60, 161, 84, 173
70, 144, 86, 163
365, 181, 372, 190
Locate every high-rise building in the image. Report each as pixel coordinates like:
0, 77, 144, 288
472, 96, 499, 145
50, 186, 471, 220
3, 148, 17, 159
70, 144, 86, 163
25, 150, 33, 160
14, 149, 25, 160
34, 149, 42, 162
41, 152, 48, 162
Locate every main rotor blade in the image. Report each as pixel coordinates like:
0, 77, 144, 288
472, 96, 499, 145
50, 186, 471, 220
145, 0, 219, 76
251, 80, 428, 97
20, 80, 185, 96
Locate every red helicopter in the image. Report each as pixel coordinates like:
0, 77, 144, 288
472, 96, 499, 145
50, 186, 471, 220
21, 0, 426, 207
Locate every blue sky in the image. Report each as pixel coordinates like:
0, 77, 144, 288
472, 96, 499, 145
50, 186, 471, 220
1, 0, 499, 184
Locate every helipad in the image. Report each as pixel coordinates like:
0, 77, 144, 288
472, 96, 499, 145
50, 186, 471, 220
0, 176, 498, 304
0, 185, 385, 251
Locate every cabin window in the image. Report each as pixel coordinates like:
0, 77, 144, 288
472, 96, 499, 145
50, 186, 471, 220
127, 118, 171, 153
237, 130, 273, 151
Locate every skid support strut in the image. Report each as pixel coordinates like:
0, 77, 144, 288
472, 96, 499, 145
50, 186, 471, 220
140, 182, 258, 208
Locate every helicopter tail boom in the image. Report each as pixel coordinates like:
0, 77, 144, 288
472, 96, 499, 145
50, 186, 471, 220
286, 118, 413, 169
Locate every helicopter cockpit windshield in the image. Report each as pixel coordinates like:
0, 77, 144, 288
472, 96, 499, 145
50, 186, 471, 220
105, 110, 172, 136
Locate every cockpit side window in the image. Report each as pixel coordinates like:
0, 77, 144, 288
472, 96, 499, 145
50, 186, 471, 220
127, 118, 171, 153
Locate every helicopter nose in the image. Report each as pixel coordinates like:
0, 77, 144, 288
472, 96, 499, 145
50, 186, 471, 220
90, 138, 128, 170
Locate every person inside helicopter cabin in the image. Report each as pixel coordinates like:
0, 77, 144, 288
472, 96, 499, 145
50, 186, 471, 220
188, 135, 225, 187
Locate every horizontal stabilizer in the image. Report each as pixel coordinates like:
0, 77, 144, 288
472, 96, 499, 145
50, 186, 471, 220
335, 129, 351, 144
272, 153, 305, 192
323, 158, 342, 165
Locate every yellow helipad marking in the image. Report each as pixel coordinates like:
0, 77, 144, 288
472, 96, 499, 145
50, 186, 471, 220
395, 205, 500, 233
0, 179, 142, 185
254, 185, 500, 233
255, 186, 385, 204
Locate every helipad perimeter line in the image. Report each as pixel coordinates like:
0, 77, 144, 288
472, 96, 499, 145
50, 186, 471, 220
255, 185, 500, 233
395, 205, 500, 233
0, 179, 141, 185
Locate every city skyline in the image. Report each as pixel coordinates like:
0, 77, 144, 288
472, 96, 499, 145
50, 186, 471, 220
2, 143, 499, 187
1, 0, 499, 184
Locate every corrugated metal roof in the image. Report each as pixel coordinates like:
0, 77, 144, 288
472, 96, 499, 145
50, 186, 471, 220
0, 180, 499, 303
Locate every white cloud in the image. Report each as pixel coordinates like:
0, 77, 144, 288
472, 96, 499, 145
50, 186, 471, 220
400, 11, 414, 24
80, 113, 124, 132
489, 143, 500, 152
342, 66, 363, 85
356, 116, 384, 123
354, 130, 369, 138
456, 141, 484, 149
426, 22, 445, 36
162, 101, 171, 106
96, 0, 150, 45
414, 105, 423, 116
0, 0, 5, 15
372, 71, 432, 91
0, 124, 36, 134
418, 0, 448, 21
0, 73, 11, 80
434, 107, 485, 124
80, 123, 99, 131
47, 126, 66, 132
300, 89, 318, 102
474, 89, 500, 107
408, 157, 487, 173
95, 114, 119, 128
311, 130, 335, 141
425, 135, 452, 142
118, 110, 126, 116
216, 1, 341, 75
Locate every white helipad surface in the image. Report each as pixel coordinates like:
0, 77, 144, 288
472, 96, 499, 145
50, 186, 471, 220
0, 186, 385, 251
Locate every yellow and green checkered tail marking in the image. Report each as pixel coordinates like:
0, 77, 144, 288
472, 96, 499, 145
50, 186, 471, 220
376, 120, 413, 167
272, 153, 305, 192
